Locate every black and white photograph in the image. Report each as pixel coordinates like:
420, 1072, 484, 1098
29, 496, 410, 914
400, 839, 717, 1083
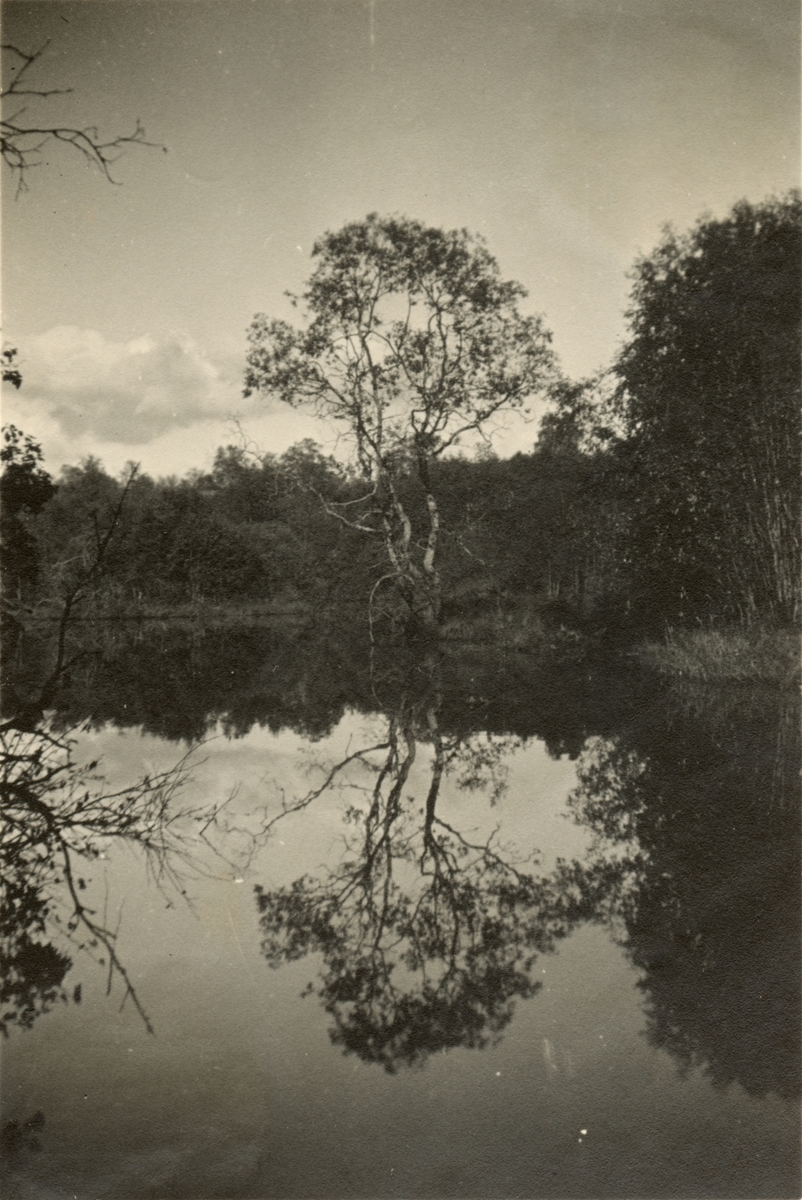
1, 2, 799, 1197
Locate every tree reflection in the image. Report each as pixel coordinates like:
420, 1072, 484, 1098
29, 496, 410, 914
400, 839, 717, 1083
256, 653, 585, 1072
554, 683, 800, 1101
0, 721, 243, 1035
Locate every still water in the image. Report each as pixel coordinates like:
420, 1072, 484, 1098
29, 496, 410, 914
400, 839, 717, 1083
2, 623, 799, 1198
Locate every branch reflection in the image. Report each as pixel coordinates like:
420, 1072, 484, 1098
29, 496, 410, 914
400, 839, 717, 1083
1, 721, 245, 1035
256, 652, 584, 1072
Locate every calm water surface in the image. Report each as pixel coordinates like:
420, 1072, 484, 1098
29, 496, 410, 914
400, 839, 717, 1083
2, 625, 799, 1198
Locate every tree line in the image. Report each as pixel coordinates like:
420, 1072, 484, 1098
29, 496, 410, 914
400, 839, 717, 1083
2, 192, 800, 645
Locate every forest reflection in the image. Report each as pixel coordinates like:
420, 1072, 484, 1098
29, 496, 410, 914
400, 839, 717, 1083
562, 682, 801, 1101
1, 620, 798, 1102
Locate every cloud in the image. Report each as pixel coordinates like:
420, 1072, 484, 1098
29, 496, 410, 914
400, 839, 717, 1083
1, 326, 334, 479
9, 326, 259, 444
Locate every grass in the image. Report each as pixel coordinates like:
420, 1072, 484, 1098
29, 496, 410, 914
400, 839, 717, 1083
440, 596, 593, 661
634, 625, 801, 686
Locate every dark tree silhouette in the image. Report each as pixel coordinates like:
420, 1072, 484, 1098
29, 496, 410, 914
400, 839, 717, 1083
1, 460, 140, 732
0, 424, 57, 602
613, 192, 801, 625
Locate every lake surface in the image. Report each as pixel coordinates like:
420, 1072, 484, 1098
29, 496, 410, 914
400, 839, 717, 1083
2, 623, 799, 1198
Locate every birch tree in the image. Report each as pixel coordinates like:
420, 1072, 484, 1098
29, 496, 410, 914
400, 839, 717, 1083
244, 214, 556, 627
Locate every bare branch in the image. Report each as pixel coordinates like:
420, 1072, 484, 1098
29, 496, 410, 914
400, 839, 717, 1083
1, 42, 166, 196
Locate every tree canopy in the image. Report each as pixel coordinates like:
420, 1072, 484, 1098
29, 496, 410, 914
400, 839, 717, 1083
613, 192, 801, 625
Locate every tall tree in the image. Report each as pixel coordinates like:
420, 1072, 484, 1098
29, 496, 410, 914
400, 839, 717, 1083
614, 193, 801, 625
244, 214, 555, 626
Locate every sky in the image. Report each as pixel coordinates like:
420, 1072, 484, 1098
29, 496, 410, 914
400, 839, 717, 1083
2, 0, 799, 480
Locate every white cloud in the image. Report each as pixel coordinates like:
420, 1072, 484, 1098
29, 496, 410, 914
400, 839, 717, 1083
8, 326, 254, 444
1, 326, 336, 479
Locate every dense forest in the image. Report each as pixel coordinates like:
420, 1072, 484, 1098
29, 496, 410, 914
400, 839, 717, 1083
2, 193, 800, 694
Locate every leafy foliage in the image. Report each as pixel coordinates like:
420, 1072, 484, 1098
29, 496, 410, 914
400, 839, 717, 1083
0, 424, 56, 598
613, 193, 801, 624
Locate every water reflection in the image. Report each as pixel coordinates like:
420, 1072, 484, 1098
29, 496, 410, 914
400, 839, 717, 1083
252, 643, 799, 1097
256, 651, 595, 1072
3, 617, 377, 742
2, 617, 798, 1110
0, 721, 241, 1035
10, 616, 641, 752
556, 682, 801, 1101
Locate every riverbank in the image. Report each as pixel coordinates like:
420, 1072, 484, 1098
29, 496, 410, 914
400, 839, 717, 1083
633, 626, 800, 686
6, 587, 799, 688
441, 598, 800, 687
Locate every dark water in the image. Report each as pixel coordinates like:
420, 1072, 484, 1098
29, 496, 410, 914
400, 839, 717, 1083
2, 622, 799, 1198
